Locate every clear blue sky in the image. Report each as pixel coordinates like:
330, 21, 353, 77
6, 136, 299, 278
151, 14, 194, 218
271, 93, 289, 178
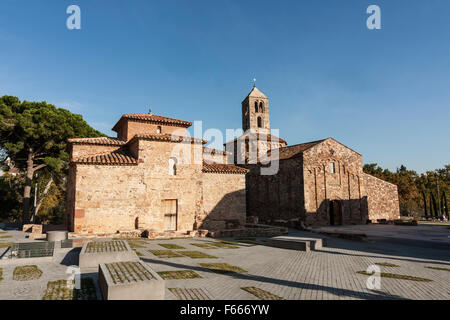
0, 0, 449, 173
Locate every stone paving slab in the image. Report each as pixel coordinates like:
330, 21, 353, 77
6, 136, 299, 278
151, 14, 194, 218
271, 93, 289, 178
0, 228, 449, 300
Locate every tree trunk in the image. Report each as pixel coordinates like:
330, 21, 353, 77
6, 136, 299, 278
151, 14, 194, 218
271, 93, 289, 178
31, 177, 53, 223
22, 149, 34, 224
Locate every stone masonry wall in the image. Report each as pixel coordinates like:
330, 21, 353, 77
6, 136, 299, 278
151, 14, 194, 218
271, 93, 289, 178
363, 173, 400, 221
198, 173, 246, 230
245, 157, 304, 223
303, 138, 367, 226
70, 144, 121, 160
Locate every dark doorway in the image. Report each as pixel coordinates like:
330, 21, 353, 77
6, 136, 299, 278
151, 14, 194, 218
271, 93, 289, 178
329, 200, 342, 226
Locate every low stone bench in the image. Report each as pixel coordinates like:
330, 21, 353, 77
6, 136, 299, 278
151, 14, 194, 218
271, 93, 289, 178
79, 240, 139, 269
267, 236, 327, 252
98, 261, 165, 300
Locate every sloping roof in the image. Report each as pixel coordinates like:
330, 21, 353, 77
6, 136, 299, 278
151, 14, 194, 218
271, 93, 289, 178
242, 86, 268, 102
128, 133, 207, 144
67, 137, 126, 146
202, 162, 249, 174
72, 148, 138, 165
224, 132, 287, 145
112, 113, 192, 131
266, 139, 325, 160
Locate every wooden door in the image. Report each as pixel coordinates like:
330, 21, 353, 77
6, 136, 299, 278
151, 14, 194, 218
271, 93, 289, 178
164, 200, 177, 231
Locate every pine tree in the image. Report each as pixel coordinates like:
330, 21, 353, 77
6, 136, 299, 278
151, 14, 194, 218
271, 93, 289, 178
442, 191, 448, 218
422, 190, 428, 217
431, 192, 438, 218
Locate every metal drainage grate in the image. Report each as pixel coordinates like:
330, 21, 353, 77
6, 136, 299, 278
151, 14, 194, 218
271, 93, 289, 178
7, 242, 54, 259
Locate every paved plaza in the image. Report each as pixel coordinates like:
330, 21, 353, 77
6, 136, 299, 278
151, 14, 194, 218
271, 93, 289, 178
0, 226, 449, 300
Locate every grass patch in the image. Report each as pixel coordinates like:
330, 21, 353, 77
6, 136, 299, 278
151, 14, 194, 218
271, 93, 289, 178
157, 270, 201, 280
235, 237, 256, 241
208, 242, 239, 249
241, 287, 285, 300
0, 242, 13, 248
42, 278, 97, 300
200, 263, 247, 274
0, 268, 3, 283
134, 250, 143, 257
13, 265, 43, 281
0, 231, 7, 234
375, 262, 400, 267
126, 240, 147, 249
191, 243, 217, 249
0, 235, 12, 239
159, 243, 185, 249
425, 266, 450, 272
177, 251, 218, 259
149, 250, 183, 258
357, 271, 432, 282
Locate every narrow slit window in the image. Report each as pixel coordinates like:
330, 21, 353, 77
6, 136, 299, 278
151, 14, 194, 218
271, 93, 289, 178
330, 162, 336, 174
157, 126, 162, 134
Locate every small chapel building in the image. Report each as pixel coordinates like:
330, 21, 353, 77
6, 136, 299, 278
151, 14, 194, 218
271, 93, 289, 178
66, 114, 248, 235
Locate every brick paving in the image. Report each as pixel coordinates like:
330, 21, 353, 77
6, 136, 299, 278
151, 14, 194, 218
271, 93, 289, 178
0, 227, 449, 300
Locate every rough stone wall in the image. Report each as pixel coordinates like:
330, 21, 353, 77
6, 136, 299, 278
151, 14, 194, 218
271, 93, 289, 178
362, 173, 400, 221
303, 138, 367, 226
203, 151, 227, 164
68, 137, 247, 234
225, 135, 286, 165
246, 157, 304, 223
118, 120, 187, 141
69, 139, 203, 234
198, 173, 246, 230
242, 96, 270, 133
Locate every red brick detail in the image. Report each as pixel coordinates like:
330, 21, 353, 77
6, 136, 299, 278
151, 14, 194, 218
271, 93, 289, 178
74, 209, 85, 218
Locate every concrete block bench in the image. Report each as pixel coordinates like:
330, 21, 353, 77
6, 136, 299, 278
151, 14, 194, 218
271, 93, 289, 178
98, 261, 165, 300
267, 236, 327, 252
79, 240, 139, 269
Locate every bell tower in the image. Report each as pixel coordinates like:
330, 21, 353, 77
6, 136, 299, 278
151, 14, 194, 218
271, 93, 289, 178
241, 85, 270, 134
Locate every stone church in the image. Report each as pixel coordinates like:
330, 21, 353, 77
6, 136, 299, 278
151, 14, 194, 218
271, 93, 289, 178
225, 86, 400, 227
66, 86, 399, 235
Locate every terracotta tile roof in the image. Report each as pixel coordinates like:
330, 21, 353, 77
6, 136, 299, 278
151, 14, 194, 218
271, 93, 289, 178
128, 133, 207, 144
202, 162, 249, 174
112, 113, 192, 131
72, 148, 138, 165
203, 147, 230, 155
224, 132, 287, 145
266, 139, 325, 160
67, 137, 126, 146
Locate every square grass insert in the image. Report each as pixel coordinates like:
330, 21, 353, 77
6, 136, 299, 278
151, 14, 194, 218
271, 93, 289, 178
425, 266, 450, 272
42, 278, 97, 300
13, 265, 43, 281
208, 242, 239, 249
157, 270, 202, 280
85, 240, 128, 253
0, 268, 3, 283
241, 287, 285, 300
200, 263, 247, 274
375, 262, 400, 267
149, 250, 183, 258
177, 251, 218, 259
357, 271, 432, 282
159, 243, 185, 249
127, 240, 147, 249
191, 243, 217, 249
105, 261, 154, 284
0, 242, 13, 248
0, 235, 12, 239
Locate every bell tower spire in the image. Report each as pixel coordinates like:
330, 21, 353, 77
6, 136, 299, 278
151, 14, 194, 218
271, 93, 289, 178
241, 85, 270, 134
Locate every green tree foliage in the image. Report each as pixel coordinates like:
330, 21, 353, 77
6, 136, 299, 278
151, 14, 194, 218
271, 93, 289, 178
0, 95, 105, 223
363, 163, 450, 217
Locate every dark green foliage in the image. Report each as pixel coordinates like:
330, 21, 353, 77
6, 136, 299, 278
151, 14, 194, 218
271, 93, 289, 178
0, 95, 105, 223
422, 190, 428, 217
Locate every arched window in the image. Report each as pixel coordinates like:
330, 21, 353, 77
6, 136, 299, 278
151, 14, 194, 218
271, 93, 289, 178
257, 117, 263, 128
169, 157, 177, 175
156, 126, 162, 134
259, 102, 264, 113
254, 101, 258, 113
330, 162, 336, 174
